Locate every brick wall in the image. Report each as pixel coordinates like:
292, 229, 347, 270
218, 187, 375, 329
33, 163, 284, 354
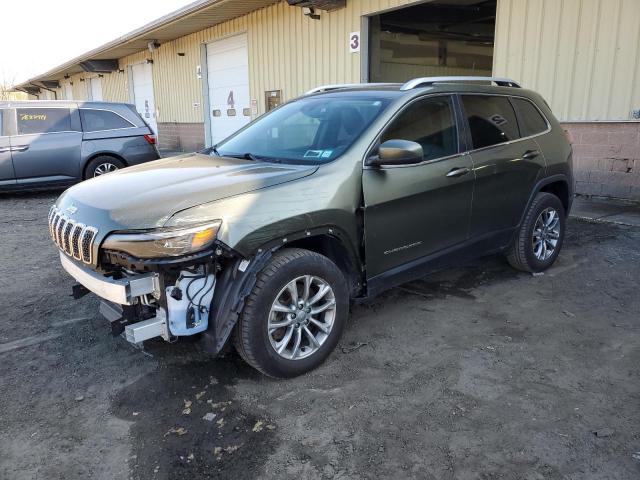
563, 123, 640, 200
157, 122, 206, 152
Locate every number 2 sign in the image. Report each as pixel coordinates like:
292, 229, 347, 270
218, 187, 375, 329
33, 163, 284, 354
349, 31, 360, 53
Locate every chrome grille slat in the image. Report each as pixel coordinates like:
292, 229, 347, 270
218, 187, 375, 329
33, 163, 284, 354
48, 206, 98, 265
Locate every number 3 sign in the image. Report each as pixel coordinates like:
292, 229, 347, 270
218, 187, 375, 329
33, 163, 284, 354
349, 31, 360, 53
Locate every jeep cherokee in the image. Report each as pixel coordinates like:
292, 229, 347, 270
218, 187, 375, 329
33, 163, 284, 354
48, 77, 573, 378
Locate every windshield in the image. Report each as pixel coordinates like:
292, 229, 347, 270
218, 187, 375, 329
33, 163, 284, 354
213, 96, 391, 164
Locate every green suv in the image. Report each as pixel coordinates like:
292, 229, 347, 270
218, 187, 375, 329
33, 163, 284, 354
49, 77, 573, 378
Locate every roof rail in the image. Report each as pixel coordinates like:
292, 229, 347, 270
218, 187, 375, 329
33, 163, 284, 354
305, 83, 400, 95
400, 76, 521, 90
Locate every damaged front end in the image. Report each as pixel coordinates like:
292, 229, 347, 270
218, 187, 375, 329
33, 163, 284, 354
54, 213, 266, 354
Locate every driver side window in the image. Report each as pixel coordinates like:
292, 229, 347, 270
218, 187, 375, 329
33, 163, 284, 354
382, 96, 459, 161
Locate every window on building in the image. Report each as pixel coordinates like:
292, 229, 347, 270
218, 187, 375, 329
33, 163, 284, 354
382, 95, 459, 161
80, 109, 133, 132
511, 97, 548, 137
16, 108, 72, 135
461, 95, 520, 149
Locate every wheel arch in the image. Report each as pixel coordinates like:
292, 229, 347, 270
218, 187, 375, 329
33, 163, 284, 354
82, 152, 128, 179
540, 179, 571, 213
283, 233, 364, 297
519, 174, 572, 227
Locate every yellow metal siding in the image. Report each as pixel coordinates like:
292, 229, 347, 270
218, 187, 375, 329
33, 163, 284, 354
122, 0, 427, 124
82, 0, 640, 124
494, 0, 640, 121
101, 71, 128, 102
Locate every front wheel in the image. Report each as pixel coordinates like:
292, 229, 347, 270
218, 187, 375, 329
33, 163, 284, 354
233, 248, 349, 378
507, 192, 566, 272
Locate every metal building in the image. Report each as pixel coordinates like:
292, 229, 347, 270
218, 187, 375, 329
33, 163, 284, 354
15, 0, 640, 200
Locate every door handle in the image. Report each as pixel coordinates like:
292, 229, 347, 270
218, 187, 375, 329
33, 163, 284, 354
446, 167, 471, 178
0, 147, 11, 153
522, 149, 540, 160
11, 145, 29, 152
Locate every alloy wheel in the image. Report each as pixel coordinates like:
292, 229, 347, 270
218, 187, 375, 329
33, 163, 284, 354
267, 275, 336, 360
93, 162, 119, 177
532, 207, 560, 261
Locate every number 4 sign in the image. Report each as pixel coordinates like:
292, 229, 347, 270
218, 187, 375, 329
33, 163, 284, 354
349, 31, 360, 53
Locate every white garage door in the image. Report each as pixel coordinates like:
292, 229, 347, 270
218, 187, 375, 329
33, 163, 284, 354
206, 33, 251, 145
88, 77, 103, 101
131, 62, 158, 134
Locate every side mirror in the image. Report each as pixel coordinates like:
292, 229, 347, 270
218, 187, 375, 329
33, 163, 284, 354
366, 139, 424, 167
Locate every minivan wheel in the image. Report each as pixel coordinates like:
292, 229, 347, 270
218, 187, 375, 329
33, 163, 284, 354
233, 248, 349, 378
84, 156, 125, 179
507, 192, 566, 273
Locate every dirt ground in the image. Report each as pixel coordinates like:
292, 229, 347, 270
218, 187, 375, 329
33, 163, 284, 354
0, 191, 639, 480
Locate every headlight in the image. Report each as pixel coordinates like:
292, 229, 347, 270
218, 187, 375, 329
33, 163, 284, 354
102, 220, 222, 258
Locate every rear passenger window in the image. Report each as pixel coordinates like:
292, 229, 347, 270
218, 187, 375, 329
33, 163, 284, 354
0, 110, 5, 136
16, 108, 72, 135
461, 95, 520, 149
511, 97, 548, 137
80, 109, 133, 132
382, 95, 459, 161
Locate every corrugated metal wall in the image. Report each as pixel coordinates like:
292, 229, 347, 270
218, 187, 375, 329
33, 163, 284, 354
97, 0, 640, 124
494, 0, 640, 122
111, 0, 424, 124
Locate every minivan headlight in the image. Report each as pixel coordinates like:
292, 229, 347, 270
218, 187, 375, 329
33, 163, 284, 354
102, 220, 222, 258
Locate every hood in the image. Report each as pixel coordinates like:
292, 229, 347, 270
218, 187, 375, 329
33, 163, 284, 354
56, 153, 318, 232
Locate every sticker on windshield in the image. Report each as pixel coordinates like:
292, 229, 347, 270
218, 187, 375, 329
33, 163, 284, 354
321, 150, 332, 158
303, 150, 324, 158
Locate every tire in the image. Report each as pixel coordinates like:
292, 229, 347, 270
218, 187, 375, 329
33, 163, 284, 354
507, 192, 566, 273
84, 156, 125, 179
233, 248, 349, 378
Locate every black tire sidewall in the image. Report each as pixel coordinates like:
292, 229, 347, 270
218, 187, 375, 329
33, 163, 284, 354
241, 252, 348, 378
84, 156, 125, 179
522, 194, 566, 272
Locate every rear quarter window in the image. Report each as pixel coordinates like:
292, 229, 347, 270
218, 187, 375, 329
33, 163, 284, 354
461, 95, 520, 149
16, 108, 72, 135
511, 97, 549, 137
80, 109, 134, 132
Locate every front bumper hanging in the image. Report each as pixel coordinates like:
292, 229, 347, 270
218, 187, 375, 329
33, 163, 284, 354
60, 252, 160, 305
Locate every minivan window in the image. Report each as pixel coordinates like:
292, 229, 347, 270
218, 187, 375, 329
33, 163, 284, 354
16, 108, 72, 135
461, 95, 520, 149
511, 97, 548, 137
382, 95, 458, 161
215, 96, 391, 164
0, 110, 4, 136
81, 109, 134, 132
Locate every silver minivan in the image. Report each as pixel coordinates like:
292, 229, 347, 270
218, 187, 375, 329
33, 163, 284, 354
0, 101, 160, 191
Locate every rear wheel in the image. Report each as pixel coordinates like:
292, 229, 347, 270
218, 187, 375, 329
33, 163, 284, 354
84, 156, 125, 179
507, 192, 566, 272
233, 248, 349, 378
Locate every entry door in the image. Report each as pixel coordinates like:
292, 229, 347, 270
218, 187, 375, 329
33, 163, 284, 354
88, 77, 103, 101
0, 109, 16, 185
363, 95, 474, 278
206, 34, 251, 145
131, 63, 158, 134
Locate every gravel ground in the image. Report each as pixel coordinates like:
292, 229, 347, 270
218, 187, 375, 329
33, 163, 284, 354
0, 191, 639, 480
